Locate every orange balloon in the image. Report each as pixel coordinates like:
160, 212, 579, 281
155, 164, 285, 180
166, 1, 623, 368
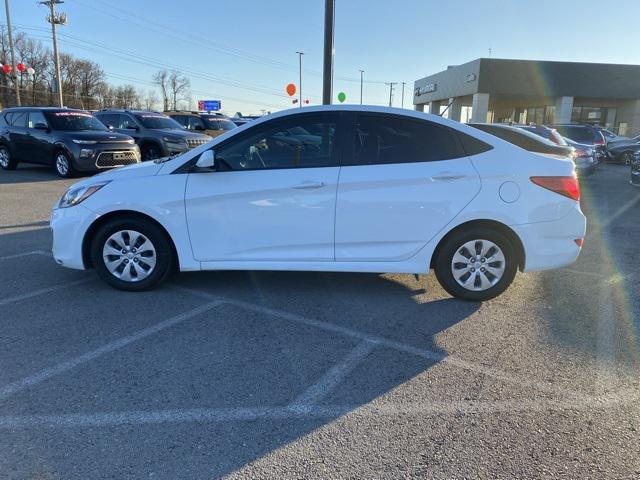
286, 83, 296, 97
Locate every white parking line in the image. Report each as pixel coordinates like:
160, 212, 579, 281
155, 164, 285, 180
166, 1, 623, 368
289, 340, 378, 412
0, 300, 223, 401
0, 250, 49, 262
0, 278, 92, 307
172, 286, 584, 398
0, 388, 636, 429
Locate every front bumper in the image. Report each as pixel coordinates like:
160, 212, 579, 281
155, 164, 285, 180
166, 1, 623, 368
71, 144, 141, 172
512, 203, 586, 272
50, 204, 99, 270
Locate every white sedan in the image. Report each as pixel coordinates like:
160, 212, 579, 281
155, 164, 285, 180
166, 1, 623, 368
50, 106, 586, 301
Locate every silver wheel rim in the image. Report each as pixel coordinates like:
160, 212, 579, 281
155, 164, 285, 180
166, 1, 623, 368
451, 239, 506, 292
623, 152, 634, 165
143, 148, 159, 161
0, 148, 9, 167
56, 154, 69, 175
102, 230, 157, 282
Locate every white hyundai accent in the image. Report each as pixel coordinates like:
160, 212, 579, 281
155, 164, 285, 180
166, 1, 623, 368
50, 106, 586, 301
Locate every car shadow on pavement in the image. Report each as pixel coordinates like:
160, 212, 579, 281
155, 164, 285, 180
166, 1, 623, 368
0, 165, 93, 184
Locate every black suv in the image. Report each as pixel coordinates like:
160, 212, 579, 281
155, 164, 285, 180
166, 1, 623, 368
0, 107, 140, 178
94, 109, 210, 161
550, 124, 607, 162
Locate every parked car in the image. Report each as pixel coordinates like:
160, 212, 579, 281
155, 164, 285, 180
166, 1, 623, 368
594, 127, 628, 144
550, 124, 607, 162
165, 111, 237, 139
513, 124, 568, 146
94, 109, 210, 161
51, 106, 585, 301
0, 107, 140, 178
605, 140, 640, 165
631, 154, 640, 187
563, 139, 598, 176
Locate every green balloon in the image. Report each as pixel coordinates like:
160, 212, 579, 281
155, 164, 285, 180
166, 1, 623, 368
337, 92, 346, 103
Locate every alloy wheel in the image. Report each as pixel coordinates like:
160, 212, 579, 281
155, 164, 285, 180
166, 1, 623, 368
450, 239, 506, 291
0, 148, 9, 168
102, 229, 157, 282
55, 154, 70, 176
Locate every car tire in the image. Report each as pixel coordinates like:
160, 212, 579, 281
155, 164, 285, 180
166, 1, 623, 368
54, 150, 76, 178
141, 144, 161, 161
621, 151, 635, 165
90, 217, 174, 291
0, 145, 17, 170
434, 227, 518, 302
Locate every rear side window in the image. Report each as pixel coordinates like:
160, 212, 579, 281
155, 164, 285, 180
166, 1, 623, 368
7, 111, 27, 127
96, 113, 118, 128
350, 115, 465, 166
456, 130, 493, 156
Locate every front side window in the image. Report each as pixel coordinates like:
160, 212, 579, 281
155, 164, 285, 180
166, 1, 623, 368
44, 111, 107, 131
96, 113, 118, 128
27, 111, 48, 129
215, 115, 338, 171
187, 116, 205, 130
351, 115, 464, 165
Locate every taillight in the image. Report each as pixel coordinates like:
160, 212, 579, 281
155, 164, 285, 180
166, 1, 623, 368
530, 176, 580, 201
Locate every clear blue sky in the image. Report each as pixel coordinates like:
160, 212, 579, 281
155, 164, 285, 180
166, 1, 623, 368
8, 0, 640, 114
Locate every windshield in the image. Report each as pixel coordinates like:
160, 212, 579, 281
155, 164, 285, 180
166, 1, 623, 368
135, 114, 184, 130
44, 111, 108, 131
202, 116, 236, 131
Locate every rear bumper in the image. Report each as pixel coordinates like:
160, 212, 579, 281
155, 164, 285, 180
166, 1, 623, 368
512, 203, 586, 272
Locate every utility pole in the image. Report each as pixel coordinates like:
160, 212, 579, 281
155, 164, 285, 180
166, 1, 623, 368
386, 82, 396, 107
3, 0, 20, 106
40, 0, 66, 107
359, 69, 364, 104
322, 0, 335, 105
296, 51, 304, 108
401, 82, 406, 108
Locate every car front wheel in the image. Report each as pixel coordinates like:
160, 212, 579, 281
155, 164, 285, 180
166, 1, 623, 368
434, 227, 518, 301
54, 151, 76, 178
91, 218, 174, 291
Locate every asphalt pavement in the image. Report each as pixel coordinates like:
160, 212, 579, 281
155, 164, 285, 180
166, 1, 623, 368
0, 163, 638, 479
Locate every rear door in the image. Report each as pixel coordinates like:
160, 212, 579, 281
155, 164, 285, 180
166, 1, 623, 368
335, 113, 481, 262
7, 111, 29, 162
25, 111, 52, 164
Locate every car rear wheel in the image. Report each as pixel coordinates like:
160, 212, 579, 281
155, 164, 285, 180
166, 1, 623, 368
54, 151, 76, 178
434, 227, 518, 301
91, 218, 174, 291
0, 145, 17, 170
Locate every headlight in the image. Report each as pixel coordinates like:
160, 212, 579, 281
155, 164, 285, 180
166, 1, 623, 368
163, 136, 186, 144
126, 139, 135, 144
72, 139, 98, 145
58, 181, 110, 208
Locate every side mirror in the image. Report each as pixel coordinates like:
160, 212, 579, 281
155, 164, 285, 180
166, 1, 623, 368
195, 150, 215, 170
107, 124, 114, 130
33, 123, 48, 130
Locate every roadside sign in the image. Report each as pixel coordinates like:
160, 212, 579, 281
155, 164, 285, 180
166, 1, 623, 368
198, 100, 221, 111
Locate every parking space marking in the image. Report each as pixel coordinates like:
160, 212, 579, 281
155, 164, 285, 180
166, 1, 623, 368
172, 286, 584, 398
0, 388, 637, 430
0, 300, 223, 401
288, 340, 378, 412
0, 278, 92, 307
0, 250, 49, 262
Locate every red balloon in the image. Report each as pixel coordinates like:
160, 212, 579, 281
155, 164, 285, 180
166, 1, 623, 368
2, 64, 11, 74
16, 63, 25, 72
286, 83, 296, 97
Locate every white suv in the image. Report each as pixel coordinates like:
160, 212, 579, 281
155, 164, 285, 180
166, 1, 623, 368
50, 106, 586, 301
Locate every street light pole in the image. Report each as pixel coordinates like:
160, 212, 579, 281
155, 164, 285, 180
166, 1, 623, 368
322, 0, 334, 105
359, 69, 364, 104
296, 51, 304, 108
386, 82, 396, 107
401, 82, 406, 108
40, 0, 65, 107
3, 0, 21, 106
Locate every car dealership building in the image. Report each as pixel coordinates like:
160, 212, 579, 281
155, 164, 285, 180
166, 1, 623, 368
413, 58, 640, 136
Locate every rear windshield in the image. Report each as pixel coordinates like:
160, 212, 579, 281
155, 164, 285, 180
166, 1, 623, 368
44, 111, 108, 131
554, 126, 596, 143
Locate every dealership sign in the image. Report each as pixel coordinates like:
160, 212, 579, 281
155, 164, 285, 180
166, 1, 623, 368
414, 83, 437, 97
198, 100, 221, 111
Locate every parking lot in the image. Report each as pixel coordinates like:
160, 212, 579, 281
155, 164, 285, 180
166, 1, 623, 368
0, 164, 638, 478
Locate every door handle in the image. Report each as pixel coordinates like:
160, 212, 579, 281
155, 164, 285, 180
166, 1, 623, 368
291, 181, 325, 190
430, 174, 467, 182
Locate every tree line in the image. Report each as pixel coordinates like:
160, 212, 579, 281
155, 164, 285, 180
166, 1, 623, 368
0, 27, 191, 111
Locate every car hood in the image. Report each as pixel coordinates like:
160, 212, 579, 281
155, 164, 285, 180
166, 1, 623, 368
72, 160, 162, 188
63, 130, 134, 142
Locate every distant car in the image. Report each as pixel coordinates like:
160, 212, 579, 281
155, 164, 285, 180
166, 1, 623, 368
51, 106, 586, 301
563, 138, 598, 176
165, 111, 237, 139
550, 124, 607, 163
605, 141, 640, 165
469, 123, 594, 177
94, 109, 210, 161
594, 127, 628, 144
0, 107, 140, 178
514, 124, 567, 146
631, 155, 640, 187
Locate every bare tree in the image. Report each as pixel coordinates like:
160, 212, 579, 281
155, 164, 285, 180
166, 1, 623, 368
152, 69, 170, 111
168, 70, 190, 111
144, 89, 159, 111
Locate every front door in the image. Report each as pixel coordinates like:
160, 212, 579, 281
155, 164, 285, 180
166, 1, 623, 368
185, 112, 344, 262
335, 113, 481, 262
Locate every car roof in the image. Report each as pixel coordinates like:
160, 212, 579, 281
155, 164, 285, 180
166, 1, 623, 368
97, 109, 166, 115
2, 106, 86, 112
